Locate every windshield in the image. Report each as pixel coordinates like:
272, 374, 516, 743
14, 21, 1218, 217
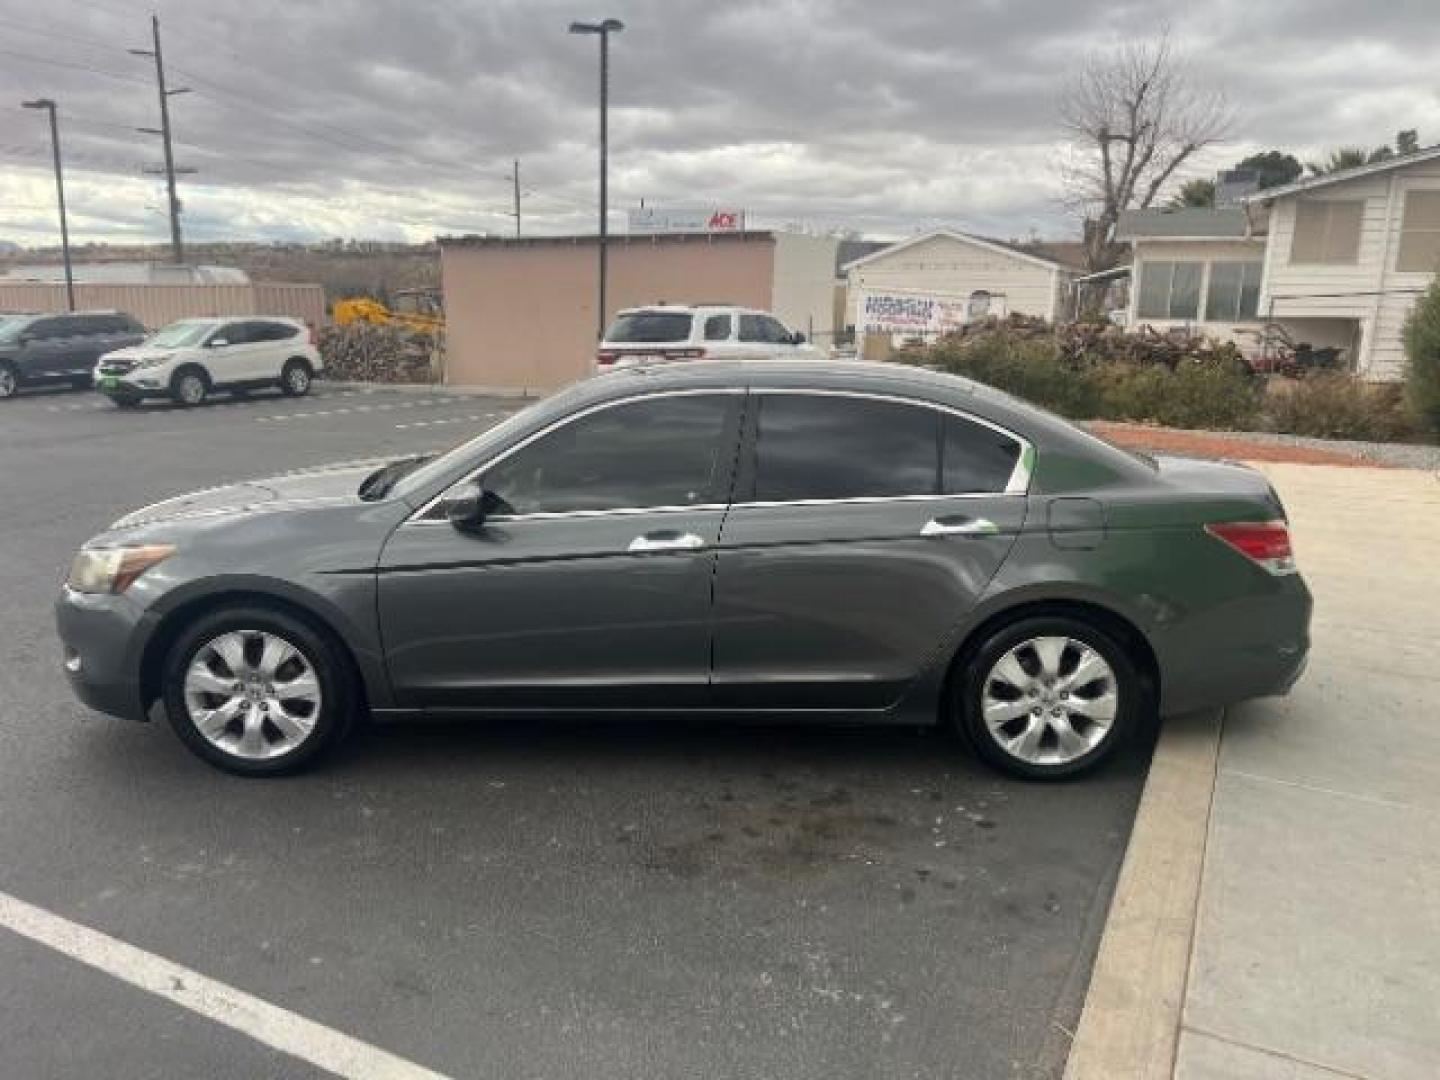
605, 311, 694, 343
145, 321, 214, 348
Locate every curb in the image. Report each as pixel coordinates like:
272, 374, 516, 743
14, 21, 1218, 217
1063, 709, 1223, 1080
317, 379, 539, 399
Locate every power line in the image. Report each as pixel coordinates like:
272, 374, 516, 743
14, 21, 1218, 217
0, 47, 152, 86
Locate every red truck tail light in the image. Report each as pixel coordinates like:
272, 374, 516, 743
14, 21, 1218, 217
596, 350, 619, 368
1204, 520, 1297, 575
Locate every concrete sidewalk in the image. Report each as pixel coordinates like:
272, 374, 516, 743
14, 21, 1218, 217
1068, 463, 1440, 1080
1176, 464, 1440, 1079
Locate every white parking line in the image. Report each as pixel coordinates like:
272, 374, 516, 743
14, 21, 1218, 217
0, 889, 454, 1080
393, 413, 497, 431
256, 398, 456, 424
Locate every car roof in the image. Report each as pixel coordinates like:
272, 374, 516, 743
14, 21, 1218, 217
615, 304, 763, 315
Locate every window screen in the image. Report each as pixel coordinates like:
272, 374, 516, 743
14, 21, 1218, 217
1204, 262, 1264, 321
1290, 200, 1363, 264
752, 395, 939, 502
1397, 190, 1440, 273
482, 394, 732, 515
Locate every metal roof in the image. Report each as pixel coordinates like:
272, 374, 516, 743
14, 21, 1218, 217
1241, 144, 1440, 203
1115, 207, 1257, 241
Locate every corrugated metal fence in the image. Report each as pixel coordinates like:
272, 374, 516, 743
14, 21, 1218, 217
0, 282, 327, 330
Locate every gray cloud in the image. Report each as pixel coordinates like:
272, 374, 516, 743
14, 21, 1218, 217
1, 0, 1438, 246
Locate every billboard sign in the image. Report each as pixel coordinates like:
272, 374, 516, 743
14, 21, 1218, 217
628, 207, 747, 234
857, 291, 980, 335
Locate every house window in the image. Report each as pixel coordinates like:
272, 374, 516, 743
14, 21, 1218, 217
1290, 200, 1363, 264
1396, 190, 1440, 273
967, 290, 992, 320
1204, 262, 1264, 321
1136, 261, 1202, 320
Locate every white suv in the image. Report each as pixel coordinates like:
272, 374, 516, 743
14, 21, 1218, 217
95, 317, 323, 408
597, 305, 820, 370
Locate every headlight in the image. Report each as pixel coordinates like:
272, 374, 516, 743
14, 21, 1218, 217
129, 353, 172, 370
67, 544, 176, 594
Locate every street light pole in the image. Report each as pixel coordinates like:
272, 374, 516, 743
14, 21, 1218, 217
569, 18, 624, 340
130, 15, 190, 265
22, 98, 74, 312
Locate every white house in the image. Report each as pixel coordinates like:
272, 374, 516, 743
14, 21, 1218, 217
1120, 146, 1440, 378
842, 230, 1080, 356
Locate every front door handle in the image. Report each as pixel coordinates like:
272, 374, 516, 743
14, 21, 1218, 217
921, 516, 999, 537
628, 530, 707, 552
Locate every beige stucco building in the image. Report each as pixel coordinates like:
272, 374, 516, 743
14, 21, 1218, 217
439, 231, 838, 393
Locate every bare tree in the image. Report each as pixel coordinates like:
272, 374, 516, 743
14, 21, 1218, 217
1061, 35, 1231, 271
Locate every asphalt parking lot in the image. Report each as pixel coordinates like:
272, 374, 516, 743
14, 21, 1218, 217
0, 381, 1150, 1079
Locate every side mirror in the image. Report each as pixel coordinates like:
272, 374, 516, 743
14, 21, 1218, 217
447, 483, 505, 532
790, 332, 807, 345
208, 337, 229, 348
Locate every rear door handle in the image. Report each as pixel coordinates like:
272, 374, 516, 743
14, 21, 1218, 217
921, 516, 999, 537
629, 530, 706, 552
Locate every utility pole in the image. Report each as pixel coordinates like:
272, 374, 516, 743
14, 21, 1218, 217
511, 159, 521, 237
130, 15, 190, 264
21, 99, 74, 311
569, 18, 624, 339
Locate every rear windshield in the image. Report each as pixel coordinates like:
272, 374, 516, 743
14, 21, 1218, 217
145, 320, 214, 348
605, 312, 694, 343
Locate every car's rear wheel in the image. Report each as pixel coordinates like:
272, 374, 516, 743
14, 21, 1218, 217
954, 615, 1139, 780
280, 359, 312, 397
162, 606, 354, 776
170, 367, 208, 407
0, 362, 17, 399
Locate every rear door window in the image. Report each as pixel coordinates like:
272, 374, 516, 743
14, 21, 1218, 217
942, 415, 1022, 493
605, 312, 694, 343
212, 322, 249, 346
750, 394, 939, 502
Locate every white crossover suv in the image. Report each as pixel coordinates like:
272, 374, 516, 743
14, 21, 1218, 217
95, 317, 323, 408
597, 305, 821, 370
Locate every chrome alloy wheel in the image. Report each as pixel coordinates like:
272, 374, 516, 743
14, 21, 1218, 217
177, 372, 206, 405
980, 635, 1119, 766
183, 630, 322, 760
285, 364, 310, 393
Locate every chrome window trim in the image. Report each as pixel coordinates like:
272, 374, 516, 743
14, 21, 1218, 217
404, 385, 1033, 527
743, 387, 1034, 500
405, 388, 744, 526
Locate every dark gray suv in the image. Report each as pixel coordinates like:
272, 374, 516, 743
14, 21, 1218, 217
0, 310, 145, 398
56, 361, 1311, 780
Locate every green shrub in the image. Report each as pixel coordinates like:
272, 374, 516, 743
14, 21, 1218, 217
902, 333, 1260, 429
1267, 373, 1415, 441
1404, 277, 1440, 434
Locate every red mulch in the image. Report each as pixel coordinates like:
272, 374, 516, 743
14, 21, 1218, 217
1089, 422, 1386, 468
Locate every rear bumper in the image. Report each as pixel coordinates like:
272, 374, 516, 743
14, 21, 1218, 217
1157, 573, 1313, 716
55, 588, 157, 722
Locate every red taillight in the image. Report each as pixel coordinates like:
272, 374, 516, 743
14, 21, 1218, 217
1204, 520, 1297, 575
596, 350, 618, 367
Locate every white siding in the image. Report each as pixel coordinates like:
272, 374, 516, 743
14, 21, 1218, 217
845, 234, 1063, 325
771, 232, 840, 345
1370, 167, 1440, 377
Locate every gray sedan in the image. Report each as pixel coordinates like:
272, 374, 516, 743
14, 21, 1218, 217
56, 361, 1311, 779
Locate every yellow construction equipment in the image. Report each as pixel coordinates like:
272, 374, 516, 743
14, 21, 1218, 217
333, 288, 444, 335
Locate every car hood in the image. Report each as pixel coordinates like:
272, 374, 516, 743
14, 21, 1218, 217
100, 345, 178, 364
110, 458, 391, 529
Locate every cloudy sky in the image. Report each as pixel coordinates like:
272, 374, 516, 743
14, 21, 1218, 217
1, 0, 1438, 248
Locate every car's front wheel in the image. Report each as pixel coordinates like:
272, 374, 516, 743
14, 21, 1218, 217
0, 362, 18, 400
170, 367, 209, 407
955, 615, 1140, 780
162, 606, 354, 776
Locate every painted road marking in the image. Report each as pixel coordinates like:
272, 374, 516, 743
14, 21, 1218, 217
0, 889, 453, 1080
393, 413, 498, 431
256, 398, 457, 423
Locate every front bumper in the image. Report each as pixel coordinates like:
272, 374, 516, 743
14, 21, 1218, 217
94, 370, 169, 399
55, 587, 157, 722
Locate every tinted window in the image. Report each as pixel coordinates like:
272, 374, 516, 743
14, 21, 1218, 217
752, 395, 939, 502
703, 314, 731, 341
605, 312, 693, 343
759, 316, 793, 344
27, 319, 66, 339
251, 321, 299, 341
211, 323, 249, 345
942, 415, 1021, 493
738, 314, 766, 342
482, 394, 733, 516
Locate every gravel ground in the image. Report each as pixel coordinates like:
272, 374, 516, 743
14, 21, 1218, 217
1089, 422, 1440, 470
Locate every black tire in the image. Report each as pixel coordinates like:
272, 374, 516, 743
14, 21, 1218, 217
280, 358, 313, 397
953, 614, 1140, 780
161, 604, 355, 777
0, 362, 17, 400
109, 394, 141, 409
170, 366, 209, 407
